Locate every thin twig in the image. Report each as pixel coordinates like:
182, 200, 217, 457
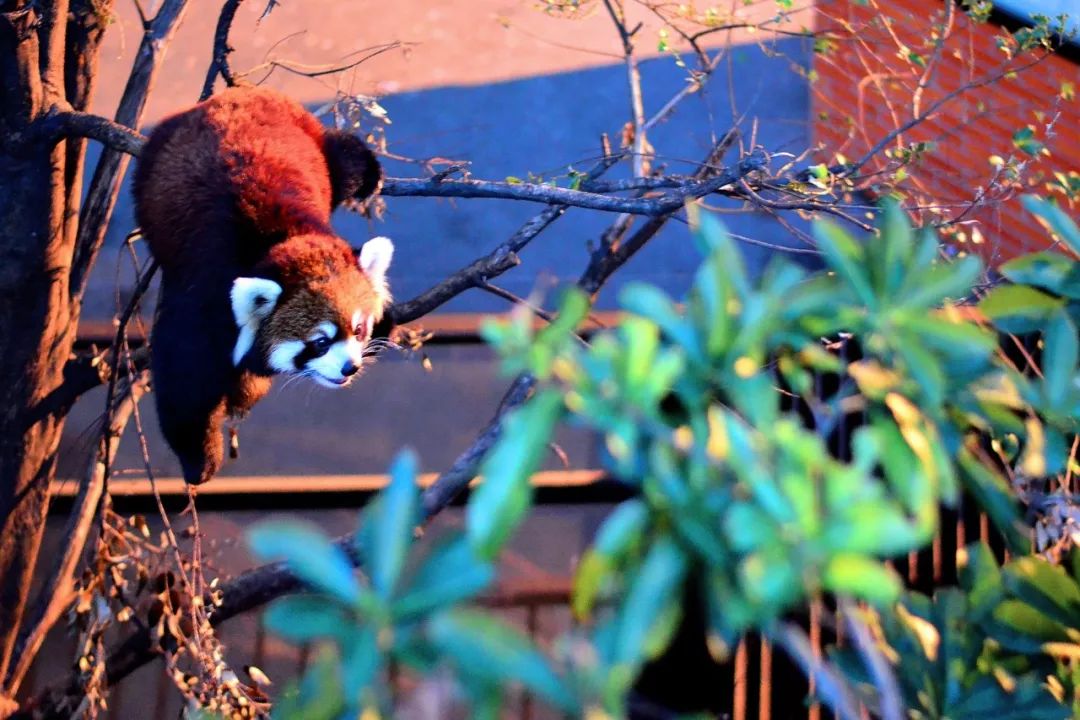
602, 0, 648, 178
771, 621, 861, 720
4, 377, 147, 694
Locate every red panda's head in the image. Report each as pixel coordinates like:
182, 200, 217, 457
229, 235, 394, 387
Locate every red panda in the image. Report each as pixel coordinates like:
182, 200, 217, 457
133, 87, 393, 485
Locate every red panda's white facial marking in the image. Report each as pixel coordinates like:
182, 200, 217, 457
266, 313, 371, 387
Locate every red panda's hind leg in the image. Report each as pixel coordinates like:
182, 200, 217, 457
158, 395, 228, 486
226, 372, 271, 419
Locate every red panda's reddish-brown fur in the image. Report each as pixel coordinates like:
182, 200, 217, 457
134, 87, 385, 484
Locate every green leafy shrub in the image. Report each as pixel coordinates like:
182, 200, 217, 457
249, 196, 1080, 718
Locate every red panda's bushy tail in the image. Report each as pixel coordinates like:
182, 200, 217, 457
323, 129, 383, 209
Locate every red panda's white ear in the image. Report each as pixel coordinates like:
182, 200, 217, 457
231, 277, 282, 327
358, 236, 393, 286
231, 278, 282, 366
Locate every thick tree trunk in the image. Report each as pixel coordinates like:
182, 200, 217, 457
0, 0, 107, 699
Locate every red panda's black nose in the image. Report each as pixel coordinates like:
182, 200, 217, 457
341, 360, 359, 377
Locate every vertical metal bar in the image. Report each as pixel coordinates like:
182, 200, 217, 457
759, 637, 772, 720
933, 530, 943, 583
957, 500, 966, 552
809, 602, 821, 720
734, 637, 748, 720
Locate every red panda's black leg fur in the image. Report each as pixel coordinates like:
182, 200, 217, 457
150, 279, 238, 485
226, 372, 271, 418
323, 129, 383, 209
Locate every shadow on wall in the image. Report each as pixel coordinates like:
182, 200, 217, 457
81, 39, 813, 324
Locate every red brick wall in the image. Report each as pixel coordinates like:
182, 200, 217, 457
811, 0, 1080, 264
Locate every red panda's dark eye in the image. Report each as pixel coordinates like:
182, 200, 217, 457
310, 336, 332, 355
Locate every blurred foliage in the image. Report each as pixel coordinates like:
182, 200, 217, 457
247, 197, 1080, 718
833, 542, 1080, 719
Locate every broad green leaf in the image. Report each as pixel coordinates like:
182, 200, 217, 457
896, 336, 945, 407
1000, 251, 1080, 297
958, 448, 1030, 555
395, 534, 495, 620
248, 521, 360, 604
823, 500, 924, 556
594, 498, 650, 558
949, 673, 1068, 719
914, 315, 997, 361
614, 535, 688, 669
959, 542, 1003, 621
366, 449, 420, 600
979, 284, 1065, 334
692, 254, 735, 358
264, 596, 353, 642
572, 550, 611, 622
898, 255, 982, 310
273, 646, 346, 720
1041, 309, 1078, 411
822, 553, 901, 605
1023, 194, 1080, 257
1003, 556, 1080, 627
690, 208, 749, 298
783, 274, 846, 323
813, 219, 876, 308
467, 389, 564, 560
723, 503, 779, 553
428, 609, 579, 713
739, 549, 800, 608
619, 316, 659, 396
339, 625, 381, 700
619, 282, 701, 358
869, 198, 912, 298
989, 599, 1070, 653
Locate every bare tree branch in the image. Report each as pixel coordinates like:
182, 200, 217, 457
380, 153, 766, 216
200, 0, 245, 101
580, 139, 756, 294
387, 153, 622, 325
69, 0, 190, 303
26, 108, 146, 157
47, 346, 151, 418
